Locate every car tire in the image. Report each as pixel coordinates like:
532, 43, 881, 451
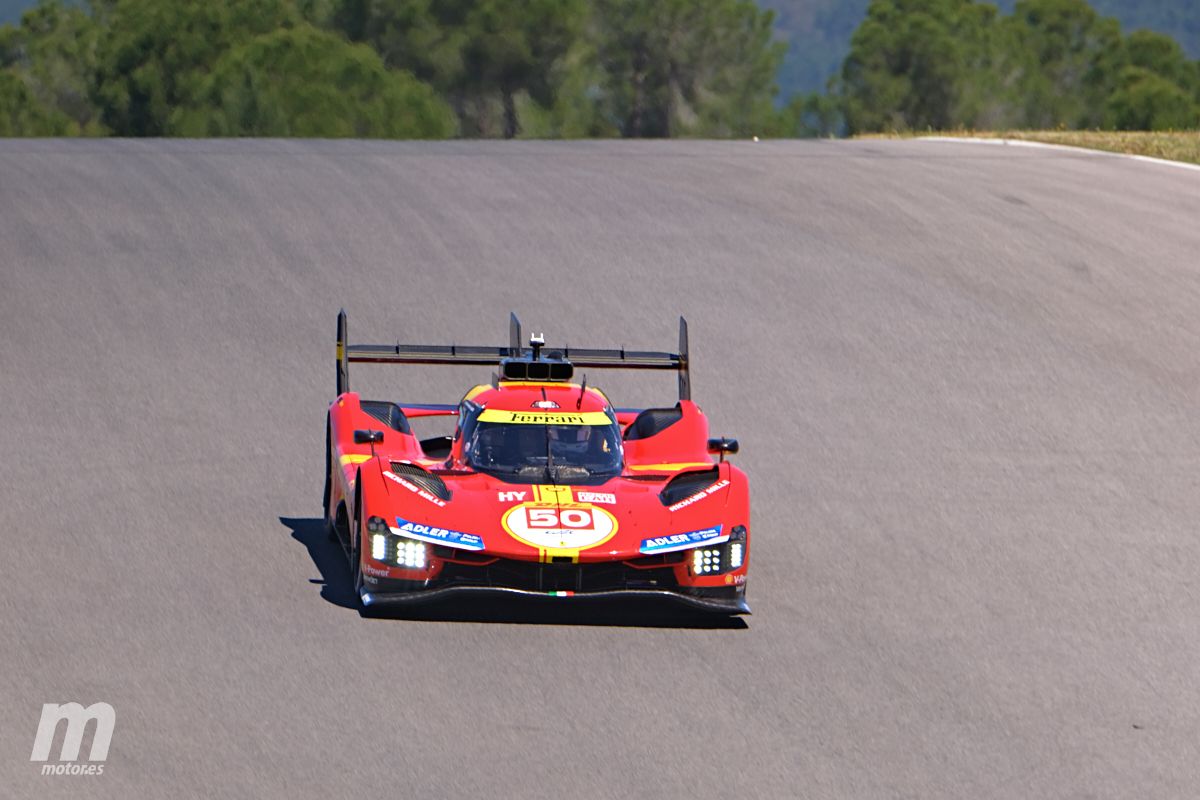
351, 491, 364, 599
324, 416, 336, 541
350, 477, 382, 617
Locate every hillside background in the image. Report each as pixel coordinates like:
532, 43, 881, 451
0, 0, 28, 24
753, 0, 1198, 96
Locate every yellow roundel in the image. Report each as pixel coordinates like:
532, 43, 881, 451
501, 502, 619, 561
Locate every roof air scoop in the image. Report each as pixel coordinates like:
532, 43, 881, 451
501, 353, 573, 382
495, 331, 574, 382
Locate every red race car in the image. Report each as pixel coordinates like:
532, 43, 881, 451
324, 311, 750, 615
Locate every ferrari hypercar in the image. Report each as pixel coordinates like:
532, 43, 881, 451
324, 311, 750, 614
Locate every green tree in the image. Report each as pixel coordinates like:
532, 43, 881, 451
594, 0, 783, 137
1004, 0, 1126, 128
460, 0, 585, 137
335, 0, 587, 137
1105, 65, 1199, 129
1, 0, 105, 133
333, 0, 466, 92
1087, 0, 1200, 60
20, 2, 101, 132
840, 0, 997, 134
171, 25, 454, 137
835, 0, 1200, 133
1124, 28, 1197, 95
512, 38, 617, 138
775, 90, 842, 137
94, 0, 299, 136
0, 65, 72, 134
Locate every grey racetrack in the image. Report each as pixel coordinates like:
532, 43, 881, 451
2, 139, 1199, 799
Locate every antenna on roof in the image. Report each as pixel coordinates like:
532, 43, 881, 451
577, 373, 587, 410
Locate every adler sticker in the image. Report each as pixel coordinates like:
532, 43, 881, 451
639, 525, 727, 555
392, 517, 485, 551
502, 503, 618, 551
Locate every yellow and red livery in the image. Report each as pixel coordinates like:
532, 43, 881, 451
324, 311, 750, 614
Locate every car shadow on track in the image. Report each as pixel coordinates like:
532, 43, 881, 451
282, 516, 747, 630
283, 516, 358, 610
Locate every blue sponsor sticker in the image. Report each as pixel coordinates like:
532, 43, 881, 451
639, 525, 726, 555
393, 517, 485, 551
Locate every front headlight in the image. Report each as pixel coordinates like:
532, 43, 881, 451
396, 537, 428, 568
692, 547, 724, 574
366, 516, 429, 569
689, 525, 746, 576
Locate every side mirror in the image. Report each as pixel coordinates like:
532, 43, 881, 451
354, 430, 384, 445
707, 437, 739, 456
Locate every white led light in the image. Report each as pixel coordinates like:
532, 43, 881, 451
691, 546, 730, 575
371, 534, 386, 560
396, 539, 427, 568
730, 543, 744, 569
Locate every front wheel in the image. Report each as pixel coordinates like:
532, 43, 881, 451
351, 497, 364, 599
324, 417, 337, 540
350, 481, 381, 617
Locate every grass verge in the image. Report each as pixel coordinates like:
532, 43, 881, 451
870, 130, 1200, 166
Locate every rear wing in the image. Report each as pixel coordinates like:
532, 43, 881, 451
335, 310, 691, 401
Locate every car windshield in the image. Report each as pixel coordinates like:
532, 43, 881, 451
465, 419, 623, 481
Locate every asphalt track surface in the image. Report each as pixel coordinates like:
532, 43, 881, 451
2, 138, 1199, 799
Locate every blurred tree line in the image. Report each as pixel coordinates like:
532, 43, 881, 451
2, 0, 1198, 138
826, 0, 1200, 135
0, 0, 784, 137
761, 0, 1200, 99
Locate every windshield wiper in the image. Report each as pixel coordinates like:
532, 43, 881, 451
487, 464, 543, 476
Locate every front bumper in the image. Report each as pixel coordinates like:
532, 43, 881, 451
360, 584, 750, 614
358, 549, 749, 615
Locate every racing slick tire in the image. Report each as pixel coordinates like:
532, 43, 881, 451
324, 416, 337, 541
351, 488, 363, 597
350, 479, 383, 618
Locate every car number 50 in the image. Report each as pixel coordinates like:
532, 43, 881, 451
526, 507, 595, 530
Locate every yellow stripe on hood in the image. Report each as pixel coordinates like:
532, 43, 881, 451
477, 409, 611, 425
